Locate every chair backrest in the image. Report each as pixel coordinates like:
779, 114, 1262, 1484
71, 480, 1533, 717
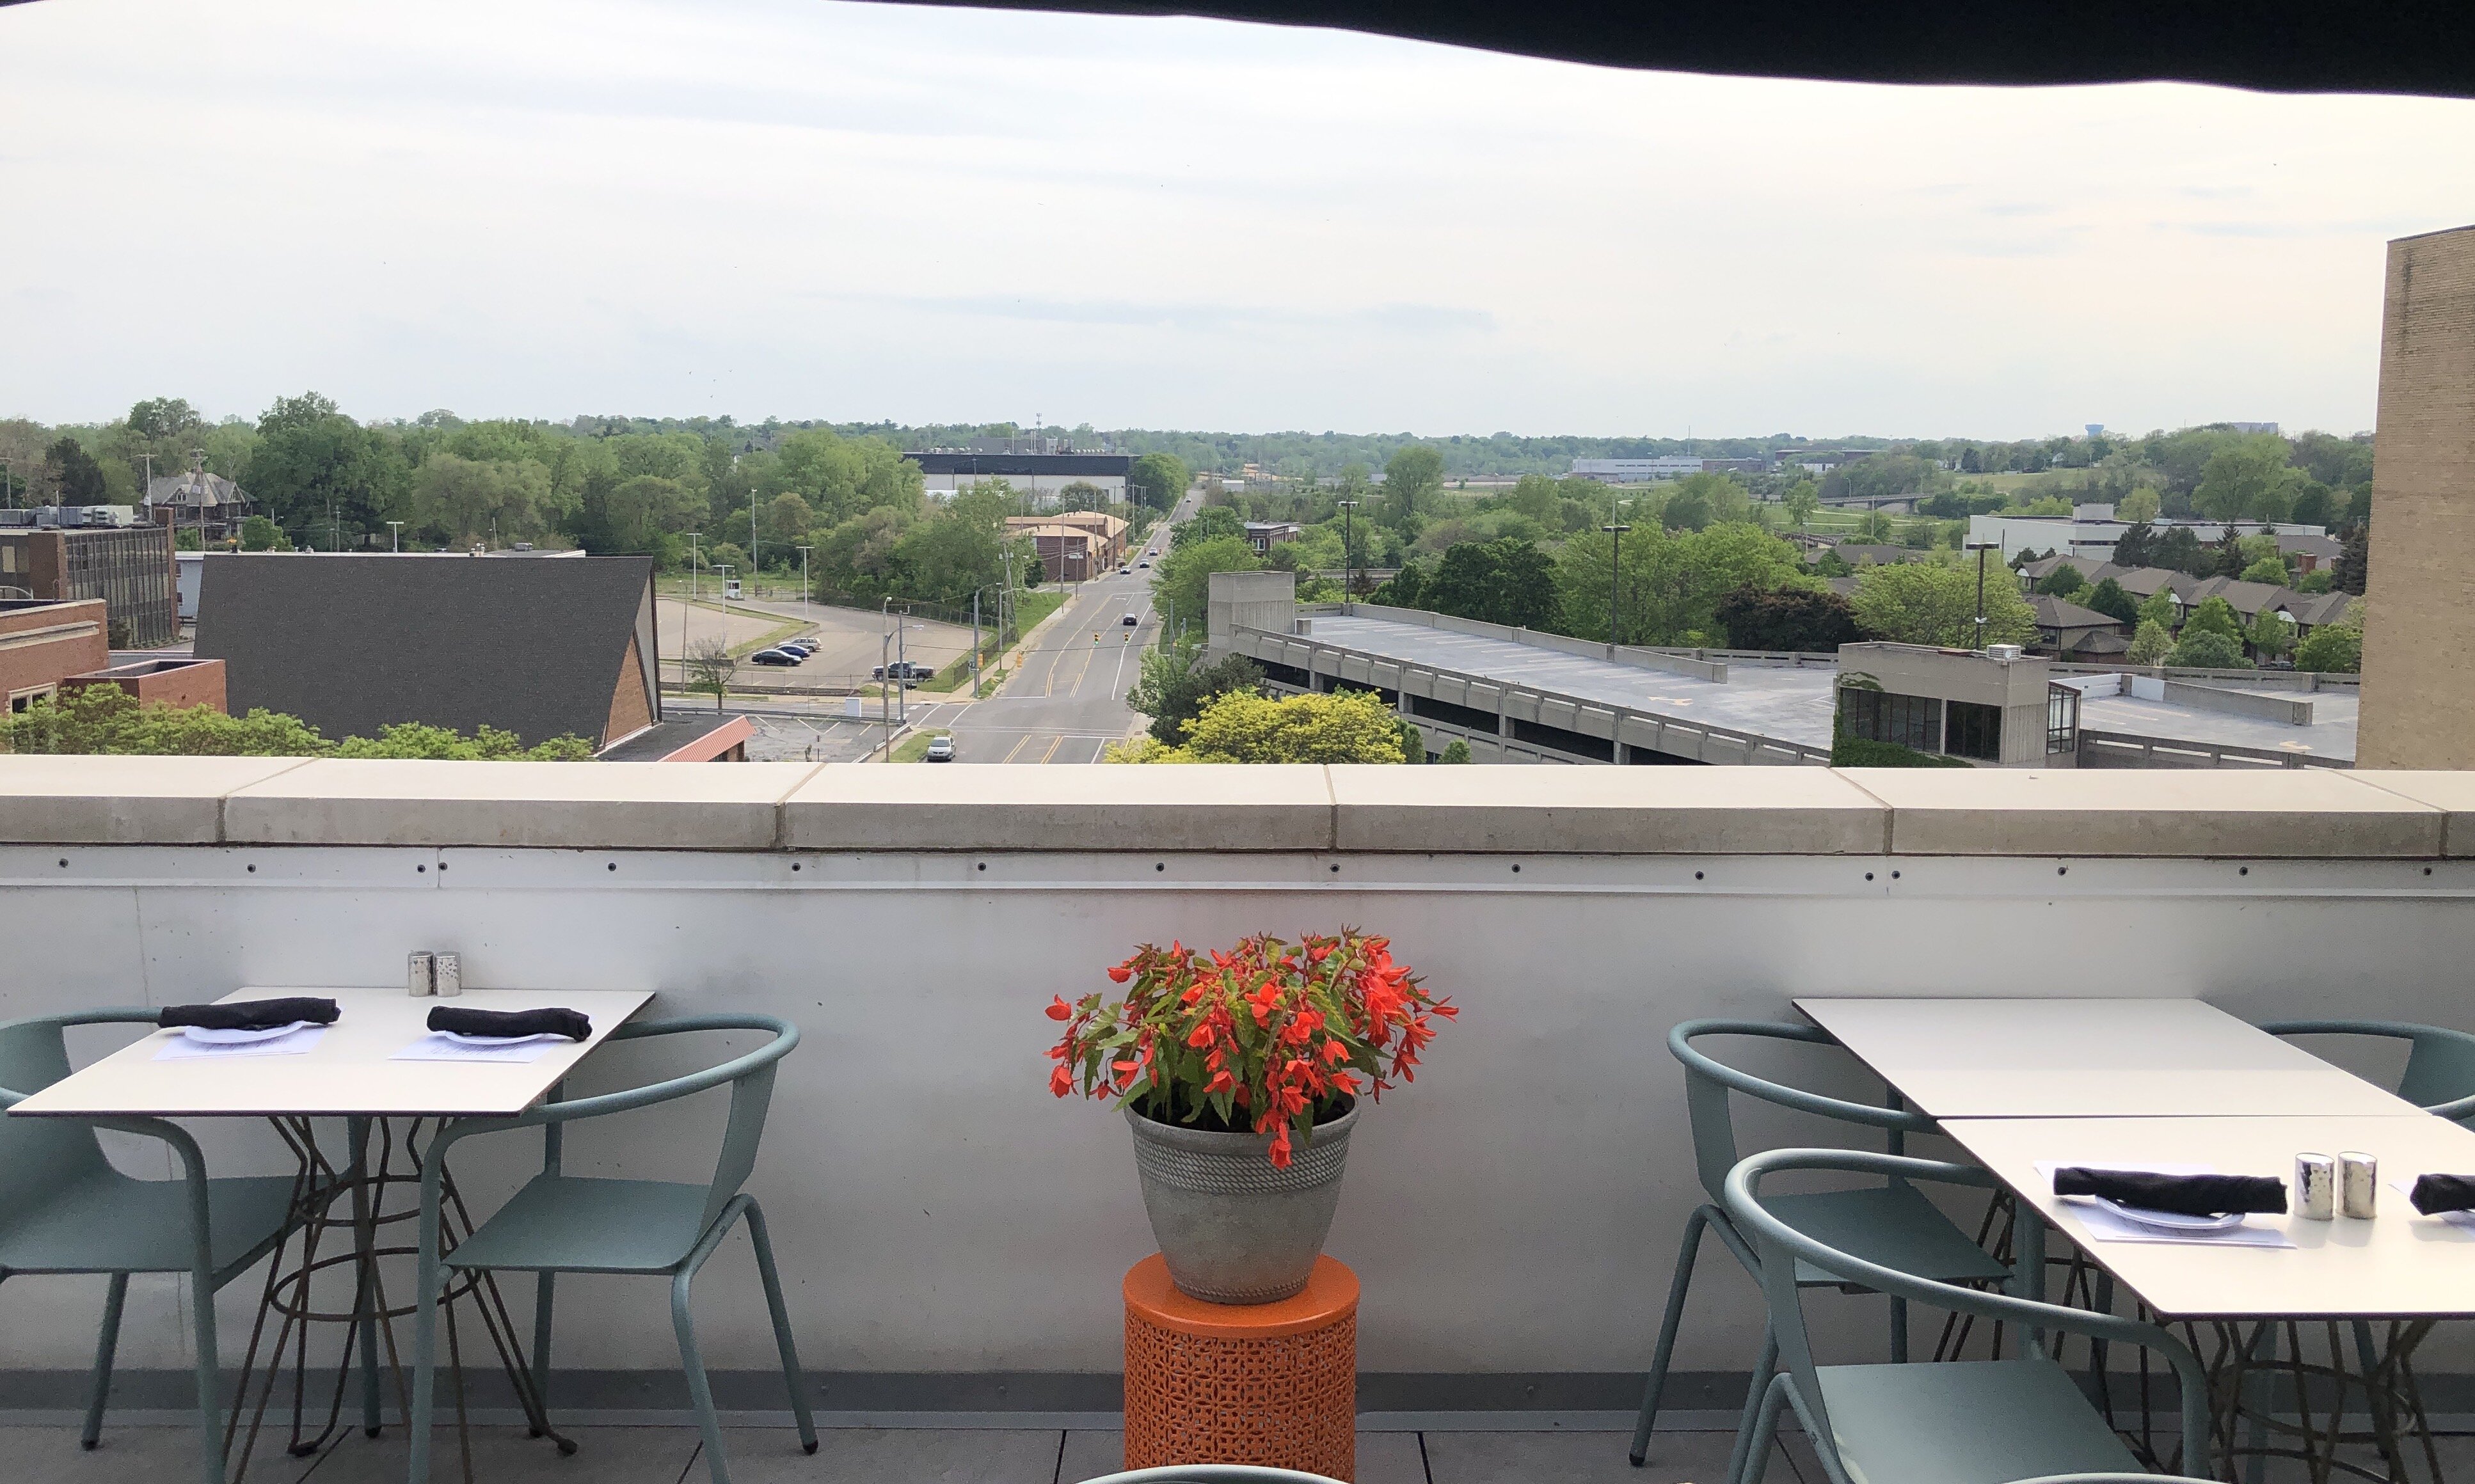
1671, 1019, 1930, 1203
2259, 1019, 2475, 1124
1725, 1148, 2210, 1480
0, 1014, 125, 1232
1072, 1468, 1346, 1484
570, 1015, 800, 1233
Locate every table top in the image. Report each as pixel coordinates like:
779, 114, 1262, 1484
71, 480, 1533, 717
9, 987, 654, 1119
1123, 1255, 1359, 1338
1794, 997, 2423, 1119
1942, 1114, 2475, 1319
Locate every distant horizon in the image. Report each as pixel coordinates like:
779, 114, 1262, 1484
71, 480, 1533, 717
4, 0, 2467, 436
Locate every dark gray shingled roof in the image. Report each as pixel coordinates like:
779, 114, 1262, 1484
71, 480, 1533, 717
194, 554, 657, 747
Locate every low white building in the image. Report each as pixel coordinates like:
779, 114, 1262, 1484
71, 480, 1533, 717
905, 452, 1131, 507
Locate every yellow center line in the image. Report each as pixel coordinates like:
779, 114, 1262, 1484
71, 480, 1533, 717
1037, 736, 1062, 764
1001, 734, 1034, 762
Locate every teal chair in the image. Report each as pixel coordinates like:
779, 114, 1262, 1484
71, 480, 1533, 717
1076, 1470, 1346, 1483
1728, 1148, 2211, 1484
2257, 1018, 2475, 1123
0, 1009, 301, 1484
405, 1014, 816, 1484
1631, 1020, 2008, 1470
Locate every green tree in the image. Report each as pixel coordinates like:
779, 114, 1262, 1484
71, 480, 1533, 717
42, 437, 107, 503
1134, 688, 1407, 764
1173, 504, 1246, 549
1438, 738, 1472, 763
410, 452, 558, 546
1423, 537, 1561, 629
2193, 436, 2304, 521
1150, 535, 1262, 634
1660, 482, 1714, 532
2115, 487, 2161, 523
2136, 588, 2179, 630
683, 639, 736, 711
2246, 608, 2296, 661
2126, 619, 2176, 665
2295, 620, 2362, 674
1849, 562, 2037, 647
2182, 596, 2243, 640
244, 393, 411, 548
238, 515, 284, 551
2334, 526, 2369, 594
1127, 452, 1189, 511
1381, 446, 1444, 525
2240, 555, 2292, 586
2080, 578, 2139, 624
2295, 569, 2335, 594
2166, 629, 2250, 668
1782, 480, 1820, 530
1125, 645, 1265, 746
2035, 564, 2088, 598
1713, 584, 1861, 652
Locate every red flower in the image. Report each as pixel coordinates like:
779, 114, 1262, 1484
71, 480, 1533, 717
1049, 1064, 1073, 1098
1046, 996, 1073, 1021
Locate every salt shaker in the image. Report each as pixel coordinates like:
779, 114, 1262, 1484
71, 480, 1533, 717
434, 952, 463, 998
2295, 1153, 2335, 1220
2339, 1151, 2378, 1219
408, 951, 435, 997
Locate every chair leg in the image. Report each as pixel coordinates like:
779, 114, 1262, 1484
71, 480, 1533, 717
83, 1272, 129, 1449
1888, 1295, 1908, 1364
741, 1199, 818, 1453
529, 1272, 556, 1436
1722, 1325, 1778, 1484
188, 1264, 228, 1484
1733, 1371, 1790, 1484
407, 1243, 445, 1484
672, 1266, 733, 1484
1629, 1204, 1715, 1466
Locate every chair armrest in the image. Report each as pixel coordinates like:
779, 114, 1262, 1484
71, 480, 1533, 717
2259, 1019, 2475, 1120
430, 1015, 800, 1150
1670, 1018, 1934, 1133
0, 1007, 167, 1109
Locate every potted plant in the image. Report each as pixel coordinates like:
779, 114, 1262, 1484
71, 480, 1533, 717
1046, 930, 1455, 1304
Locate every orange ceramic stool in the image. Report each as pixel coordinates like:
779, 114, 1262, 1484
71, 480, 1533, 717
1122, 1254, 1359, 1481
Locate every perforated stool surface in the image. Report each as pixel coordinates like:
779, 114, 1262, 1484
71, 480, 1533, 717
1123, 1254, 1360, 1482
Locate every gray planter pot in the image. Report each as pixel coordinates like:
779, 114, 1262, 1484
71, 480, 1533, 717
1126, 1099, 1358, 1305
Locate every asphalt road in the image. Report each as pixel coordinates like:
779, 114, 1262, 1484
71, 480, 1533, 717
944, 493, 1193, 764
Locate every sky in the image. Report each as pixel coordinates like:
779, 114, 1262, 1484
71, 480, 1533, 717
2, 0, 2471, 441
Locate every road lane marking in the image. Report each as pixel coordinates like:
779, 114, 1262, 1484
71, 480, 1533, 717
1038, 736, 1063, 763
1001, 734, 1034, 762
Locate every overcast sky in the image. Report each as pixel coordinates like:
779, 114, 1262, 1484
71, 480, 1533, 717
3, 0, 2469, 440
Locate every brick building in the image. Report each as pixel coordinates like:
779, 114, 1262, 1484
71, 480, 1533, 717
2360, 223, 2475, 768
0, 521, 180, 647
0, 599, 109, 713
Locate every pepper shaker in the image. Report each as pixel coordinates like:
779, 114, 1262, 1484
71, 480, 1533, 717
433, 952, 463, 998
408, 951, 435, 997
2339, 1151, 2378, 1219
2296, 1153, 2335, 1220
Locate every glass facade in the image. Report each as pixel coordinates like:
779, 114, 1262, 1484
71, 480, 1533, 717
1945, 700, 2003, 761
1838, 687, 1943, 752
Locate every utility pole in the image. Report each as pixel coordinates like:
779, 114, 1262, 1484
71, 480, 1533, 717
1601, 514, 1633, 647
386, 520, 403, 553
1335, 498, 1360, 613
748, 486, 759, 593
685, 532, 702, 663
189, 447, 207, 544
971, 588, 983, 699
880, 607, 896, 761
796, 545, 813, 620
136, 452, 155, 515
1968, 540, 1999, 649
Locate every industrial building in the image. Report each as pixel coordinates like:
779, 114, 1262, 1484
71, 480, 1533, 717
1204, 571, 2359, 768
907, 450, 1133, 505
0, 508, 180, 647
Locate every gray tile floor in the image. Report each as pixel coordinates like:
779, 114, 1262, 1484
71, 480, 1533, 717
22, 1421, 2474, 1482
3, 1424, 1815, 1484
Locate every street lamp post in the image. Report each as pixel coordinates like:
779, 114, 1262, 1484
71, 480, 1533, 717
683, 532, 703, 662
1335, 498, 1360, 613
386, 521, 403, 553
1966, 539, 2000, 649
796, 545, 813, 619
748, 487, 760, 595
1600, 518, 1633, 647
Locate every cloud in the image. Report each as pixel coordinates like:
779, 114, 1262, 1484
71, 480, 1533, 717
0, 0, 2467, 438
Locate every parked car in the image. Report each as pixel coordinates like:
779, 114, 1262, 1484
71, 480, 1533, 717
749, 649, 800, 666
871, 661, 935, 681
1121, 613, 1140, 627
925, 735, 955, 762
779, 641, 816, 656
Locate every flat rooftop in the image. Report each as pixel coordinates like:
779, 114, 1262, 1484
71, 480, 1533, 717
1302, 614, 2358, 763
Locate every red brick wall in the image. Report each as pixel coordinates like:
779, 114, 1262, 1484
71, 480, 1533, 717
61, 658, 227, 712
0, 599, 109, 707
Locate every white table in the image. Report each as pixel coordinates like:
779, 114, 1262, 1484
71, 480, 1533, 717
11, 986, 653, 1119
8, 985, 652, 1478
1941, 1114, 2475, 1321
1794, 997, 2424, 1119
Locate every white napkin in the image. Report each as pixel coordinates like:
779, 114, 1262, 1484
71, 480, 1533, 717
2035, 1160, 2296, 1249
154, 1026, 327, 1061
390, 1032, 564, 1064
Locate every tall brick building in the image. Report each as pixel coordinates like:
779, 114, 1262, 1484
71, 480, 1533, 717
2359, 224, 2475, 768
0, 522, 179, 648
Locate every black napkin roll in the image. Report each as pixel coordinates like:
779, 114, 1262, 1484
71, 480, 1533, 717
159, 997, 340, 1031
428, 1006, 592, 1042
2053, 1167, 2288, 1217
2410, 1174, 2475, 1215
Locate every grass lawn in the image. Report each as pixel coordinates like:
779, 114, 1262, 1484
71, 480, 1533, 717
887, 729, 941, 763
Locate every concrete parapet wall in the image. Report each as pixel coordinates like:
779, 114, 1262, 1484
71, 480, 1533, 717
1350, 603, 1726, 682
6, 762, 2475, 1391
2161, 678, 2316, 725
